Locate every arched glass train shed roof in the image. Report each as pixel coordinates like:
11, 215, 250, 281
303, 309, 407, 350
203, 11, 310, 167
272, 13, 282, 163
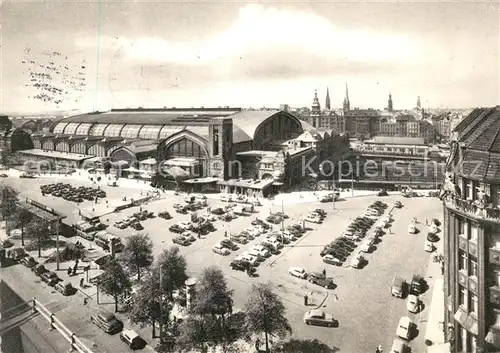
50, 108, 304, 144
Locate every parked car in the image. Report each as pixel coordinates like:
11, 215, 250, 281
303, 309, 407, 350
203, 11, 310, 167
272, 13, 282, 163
172, 236, 190, 246
169, 224, 183, 233
427, 233, 439, 242
305, 215, 322, 224
394, 201, 403, 208
213, 245, 231, 256
303, 309, 338, 327
424, 240, 435, 252
408, 224, 417, 234
410, 275, 424, 295
56, 281, 75, 296
41, 271, 60, 286
396, 316, 413, 340
119, 330, 144, 349
359, 242, 373, 253
21, 256, 37, 268
230, 235, 248, 244
288, 267, 308, 279
220, 239, 238, 251
322, 254, 342, 266
391, 339, 409, 353
230, 259, 255, 273
309, 277, 335, 289
91, 310, 123, 334
33, 264, 47, 276
406, 294, 420, 313
392, 276, 406, 298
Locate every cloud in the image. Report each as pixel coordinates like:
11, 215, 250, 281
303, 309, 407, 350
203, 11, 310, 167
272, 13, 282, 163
76, 4, 421, 68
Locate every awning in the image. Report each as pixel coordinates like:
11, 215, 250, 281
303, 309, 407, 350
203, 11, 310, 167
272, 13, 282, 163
486, 326, 500, 347
464, 314, 478, 335
454, 306, 468, 326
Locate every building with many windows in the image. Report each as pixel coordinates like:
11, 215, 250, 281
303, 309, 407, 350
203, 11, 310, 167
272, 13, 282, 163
441, 106, 500, 352
9, 107, 350, 195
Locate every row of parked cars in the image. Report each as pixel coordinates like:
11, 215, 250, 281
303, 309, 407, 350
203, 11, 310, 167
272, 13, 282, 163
114, 210, 155, 230
227, 211, 315, 273
320, 201, 389, 268
41, 183, 106, 203
11, 248, 77, 296
390, 274, 426, 353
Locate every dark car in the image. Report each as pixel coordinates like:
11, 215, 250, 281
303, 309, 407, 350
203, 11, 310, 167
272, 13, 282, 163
230, 259, 255, 273
410, 275, 424, 295
427, 233, 440, 243
21, 256, 37, 268
309, 277, 335, 289
169, 225, 183, 234
172, 236, 190, 246
41, 271, 60, 286
266, 216, 282, 224
158, 211, 172, 220
230, 235, 248, 244
220, 239, 239, 251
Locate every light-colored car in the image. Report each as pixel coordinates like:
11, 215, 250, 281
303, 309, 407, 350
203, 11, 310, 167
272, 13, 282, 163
282, 231, 296, 241
220, 194, 232, 202
424, 240, 435, 252
241, 253, 259, 266
351, 253, 364, 268
305, 215, 321, 223
406, 295, 419, 313
396, 316, 413, 340
322, 254, 342, 266
200, 213, 217, 222
391, 338, 408, 353
213, 245, 231, 256
359, 242, 372, 253
254, 225, 267, 234
289, 267, 308, 279
248, 248, 265, 260
430, 224, 439, 233
303, 309, 337, 327
119, 329, 143, 349
408, 224, 417, 234
253, 245, 270, 258
178, 221, 191, 230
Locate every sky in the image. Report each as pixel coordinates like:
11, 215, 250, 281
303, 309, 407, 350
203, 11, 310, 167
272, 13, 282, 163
1, 0, 499, 114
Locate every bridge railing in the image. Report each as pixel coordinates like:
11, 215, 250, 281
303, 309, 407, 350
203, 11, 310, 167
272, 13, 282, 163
32, 298, 94, 353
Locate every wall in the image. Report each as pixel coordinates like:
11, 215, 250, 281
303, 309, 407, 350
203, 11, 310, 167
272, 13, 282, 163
0, 281, 58, 353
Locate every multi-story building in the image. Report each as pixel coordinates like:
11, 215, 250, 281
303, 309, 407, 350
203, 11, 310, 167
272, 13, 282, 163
344, 108, 381, 139
379, 115, 435, 143
441, 106, 500, 352
432, 114, 453, 141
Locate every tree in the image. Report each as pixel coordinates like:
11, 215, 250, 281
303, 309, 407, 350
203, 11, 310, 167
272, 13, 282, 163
12, 209, 32, 246
244, 283, 292, 353
123, 233, 154, 281
157, 246, 188, 298
177, 266, 235, 352
98, 258, 132, 312
0, 184, 18, 233
24, 218, 51, 258
274, 339, 339, 353
130, 246, 188, 340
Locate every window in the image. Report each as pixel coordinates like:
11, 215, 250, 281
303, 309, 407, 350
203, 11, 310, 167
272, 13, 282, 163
470, 224, 478, 242
460, 219, 469, 239
213, 163, 220, 169
104, 124, 124, 137
52, 123, 67, 134
120, 125, 142, 139
460, 251, 467, 271
469, 257, 478, 277
466, 180, 473, 200
89, 124, 109, 136
469, 293, 478, 314
75, 123, 92, 135
459, 287, 468, 308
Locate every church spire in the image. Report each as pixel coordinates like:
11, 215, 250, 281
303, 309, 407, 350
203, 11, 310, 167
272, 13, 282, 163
343, 83, 350, 112
388, 93, 393, 112
311, 89, 321, 128
325, 87, 331, 110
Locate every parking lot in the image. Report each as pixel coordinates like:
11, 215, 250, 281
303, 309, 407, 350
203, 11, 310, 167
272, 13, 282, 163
4, 172, 443, 352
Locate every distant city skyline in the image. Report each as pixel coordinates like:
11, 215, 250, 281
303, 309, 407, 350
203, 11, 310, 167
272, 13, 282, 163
1, 1, 499, 114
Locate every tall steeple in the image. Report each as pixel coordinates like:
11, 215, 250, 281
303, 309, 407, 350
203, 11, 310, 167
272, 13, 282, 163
417, 96, 421, 109
325, 87, 331, 110
388, 93, 393, 112
310, 89, 321, 127
343, 83, 350, 112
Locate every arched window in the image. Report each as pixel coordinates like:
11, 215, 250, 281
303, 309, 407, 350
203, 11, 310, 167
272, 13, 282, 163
138, 125, 162, 140
88, 144, 106, 157
120, 125, 142, 139
55, 141, 70, 152
33, 140, 42, 149
165, 138, 206, 160
89, 124, 109, 136
43, 140, 54, 150
104, 124, 125, 137
52, 123, 67, 134
63, 123, 80, 135
75, 123, 93, 135
110, 148, 136, 164
71, 142, 87, 154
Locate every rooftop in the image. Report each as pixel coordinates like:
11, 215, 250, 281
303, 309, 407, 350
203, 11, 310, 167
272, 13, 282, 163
367, 136, 425, 146
17, 149, 94, 161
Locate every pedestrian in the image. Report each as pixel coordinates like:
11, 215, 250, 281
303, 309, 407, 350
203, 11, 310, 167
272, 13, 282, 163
413, 217, 417, 224
425, 218, 429, 225
83, 297, 88, 305
304, 294, 309, 306
67, 267, 72, 276
388, 227, 392, 234
80, 278, 84, 287
224, 231, 228, 238
322, 268, 326, 277
255, 338, 261, 352
73, 264, 78, 275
